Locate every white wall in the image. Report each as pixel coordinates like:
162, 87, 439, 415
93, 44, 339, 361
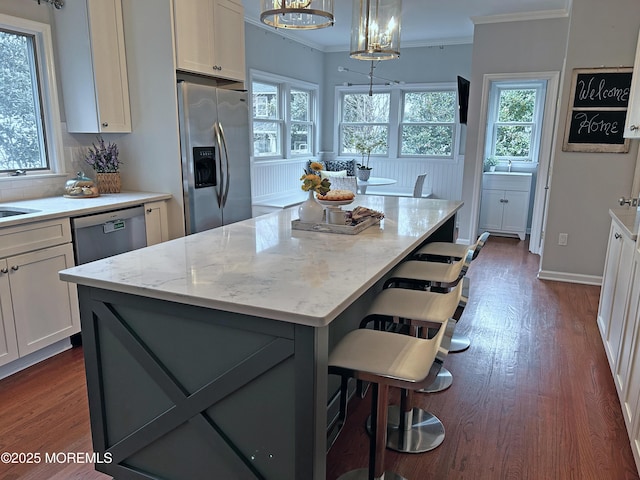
539, 0, 640, 282
460, 16, 570, 246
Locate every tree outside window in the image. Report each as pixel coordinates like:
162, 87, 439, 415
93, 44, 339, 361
487, 83, 545, 163
340, 92, 389, 157
0, 29, 48, 172
401, 91, 456, 156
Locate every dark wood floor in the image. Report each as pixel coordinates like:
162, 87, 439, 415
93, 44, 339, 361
0, 236, 637, 479
327, 236, 639, 480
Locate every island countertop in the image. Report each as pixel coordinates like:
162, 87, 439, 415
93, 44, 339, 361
60, 196, 462, 327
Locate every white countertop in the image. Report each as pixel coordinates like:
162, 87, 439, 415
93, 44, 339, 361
60, 196, 463, 327
610, 207, 640, 241
0, 192, 173, 228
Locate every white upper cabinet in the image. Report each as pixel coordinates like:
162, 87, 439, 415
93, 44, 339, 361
625, 29, 640, 138
54, 0, 131, 133
174, 0, 246, 82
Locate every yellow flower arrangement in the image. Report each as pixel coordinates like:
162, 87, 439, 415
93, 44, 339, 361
300, 161, 331, 195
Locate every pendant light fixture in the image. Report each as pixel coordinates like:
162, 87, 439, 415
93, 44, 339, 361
350, 0, 402, 61
260, 0, 334, 30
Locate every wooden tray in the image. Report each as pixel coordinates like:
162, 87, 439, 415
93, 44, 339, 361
291, 216, 381, 235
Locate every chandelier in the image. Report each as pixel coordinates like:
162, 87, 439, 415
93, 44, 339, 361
350, 0, 402, 61
260, 0, 334, 30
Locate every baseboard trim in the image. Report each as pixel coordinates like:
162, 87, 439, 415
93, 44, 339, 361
537, 269, 602, 286
0, 338, 72, 380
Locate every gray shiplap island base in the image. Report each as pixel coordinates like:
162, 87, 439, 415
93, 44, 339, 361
60, 196, 463, 480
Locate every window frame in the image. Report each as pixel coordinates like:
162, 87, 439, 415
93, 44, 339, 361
335, 82, 459, 162
485, 80, 547, 165
249, 70, 318, 160
0, 14, 64, 178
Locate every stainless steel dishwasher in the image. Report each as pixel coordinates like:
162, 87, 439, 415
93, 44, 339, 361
71, 205, 147, 265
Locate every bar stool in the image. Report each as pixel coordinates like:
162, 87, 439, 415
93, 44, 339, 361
360, 281, 463, 454
411, 232, 490, 352
329, 323, 447, 480
381, 250, 472, 394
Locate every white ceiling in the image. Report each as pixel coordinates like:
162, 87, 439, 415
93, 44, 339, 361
242, 0, 571, 52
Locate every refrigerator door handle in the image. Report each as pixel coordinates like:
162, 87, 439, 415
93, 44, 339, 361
213, 121, 224, 208
217, 122, 231, 208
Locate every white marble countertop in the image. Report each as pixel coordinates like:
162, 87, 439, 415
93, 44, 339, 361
0, 192, 173, 228
610, 207, 640, 241
60, 196, 463, 327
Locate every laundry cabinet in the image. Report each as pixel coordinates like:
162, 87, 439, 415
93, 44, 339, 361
479, 172, 532, 241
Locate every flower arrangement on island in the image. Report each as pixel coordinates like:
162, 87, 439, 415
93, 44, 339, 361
85, 136, 120, 173
300, 161, 331, 195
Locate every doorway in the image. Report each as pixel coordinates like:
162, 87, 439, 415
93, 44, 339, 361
473, 72, 560, 254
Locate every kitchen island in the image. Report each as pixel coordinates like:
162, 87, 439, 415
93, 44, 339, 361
60, 195, 462, 480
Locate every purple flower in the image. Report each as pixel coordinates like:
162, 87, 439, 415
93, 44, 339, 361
84, 136, 120, 173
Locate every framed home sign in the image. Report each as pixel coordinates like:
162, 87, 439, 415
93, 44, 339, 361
562, 67, 633, 153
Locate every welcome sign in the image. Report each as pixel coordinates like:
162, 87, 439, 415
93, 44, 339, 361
563, 67, 632, 153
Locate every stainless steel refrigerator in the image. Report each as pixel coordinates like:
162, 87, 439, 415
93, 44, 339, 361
177, 80, 252, 234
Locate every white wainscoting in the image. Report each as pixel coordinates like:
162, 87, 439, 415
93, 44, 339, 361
251, 156, 464, 205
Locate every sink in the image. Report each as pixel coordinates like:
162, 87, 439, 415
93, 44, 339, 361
0, 207, 40, 218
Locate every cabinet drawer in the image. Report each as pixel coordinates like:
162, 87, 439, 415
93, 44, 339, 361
0, 218, 72, 258
483, 172, 532, 191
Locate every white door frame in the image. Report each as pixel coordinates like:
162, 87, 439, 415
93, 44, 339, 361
471, 71, 560, 255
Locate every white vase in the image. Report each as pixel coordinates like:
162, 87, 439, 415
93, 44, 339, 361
298, 190, 324, 223
356, 168, 372, 181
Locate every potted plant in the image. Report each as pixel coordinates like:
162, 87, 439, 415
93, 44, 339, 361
85, 136, 121, 193
484, 156, 498, 172
354, 136, 385, 181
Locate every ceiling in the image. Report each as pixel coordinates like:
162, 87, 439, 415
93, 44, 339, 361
242, 0, 571, 52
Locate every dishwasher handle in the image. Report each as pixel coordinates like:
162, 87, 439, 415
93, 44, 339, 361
71, 206, 146, 230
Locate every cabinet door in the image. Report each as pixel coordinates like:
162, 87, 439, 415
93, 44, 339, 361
87, 0, 131, 132
501, 190, 529, 240
174, 0, 215, 75
606, 232, 635, 374
599, 223, 624, 342
9, 244, 80, 357
618, 257, 640, 429
145, 201, 169, 246
212, 0, 246, 82
625, 29, 640, 138
479, 189, 504, 231
0, 262, 19, 368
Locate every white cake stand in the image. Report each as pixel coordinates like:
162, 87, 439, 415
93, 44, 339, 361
316, 199, 354, 224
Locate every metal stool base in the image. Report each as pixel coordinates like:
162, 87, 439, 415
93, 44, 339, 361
337, 468, 408, 480
449, 333, 470, 353
418, 367, 452, 393
367, 406, 445, 453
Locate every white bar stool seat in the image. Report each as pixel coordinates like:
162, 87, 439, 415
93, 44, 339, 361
360, 282, 462, 454
329, 324, 446, 480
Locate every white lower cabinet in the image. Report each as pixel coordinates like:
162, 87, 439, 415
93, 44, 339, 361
598, 220, 635, 373
0, 219, 80, 367
479, 172, 532, 240
145, 201, 169, 246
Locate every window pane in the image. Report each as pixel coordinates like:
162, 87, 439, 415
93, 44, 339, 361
253, 121, 280, 156
290, 89, 309, 122
0, 30, 47, 172
342, 93, 390, 122
291, 123, 311, 154
497, 89, 536, 122
252, 82, 278, 119
495, 125, 532, 157
401, 125, 453, 155
342, 126, 388, 155
403, 91, 456, 123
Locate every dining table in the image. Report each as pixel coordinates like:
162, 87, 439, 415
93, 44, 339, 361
357, 176, 397, 194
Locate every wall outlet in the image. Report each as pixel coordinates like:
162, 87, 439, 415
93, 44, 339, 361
558, 233, 568, 246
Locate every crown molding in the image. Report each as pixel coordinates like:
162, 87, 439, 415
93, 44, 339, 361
472, 8, 569, 26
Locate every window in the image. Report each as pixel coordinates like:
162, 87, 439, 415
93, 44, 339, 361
0, 15, 62, 174
340, 92, 390, 157
337, 84, 458, 160
401, 91, 456, 156
486, 81, 546, 163
250, 71, 318, 159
